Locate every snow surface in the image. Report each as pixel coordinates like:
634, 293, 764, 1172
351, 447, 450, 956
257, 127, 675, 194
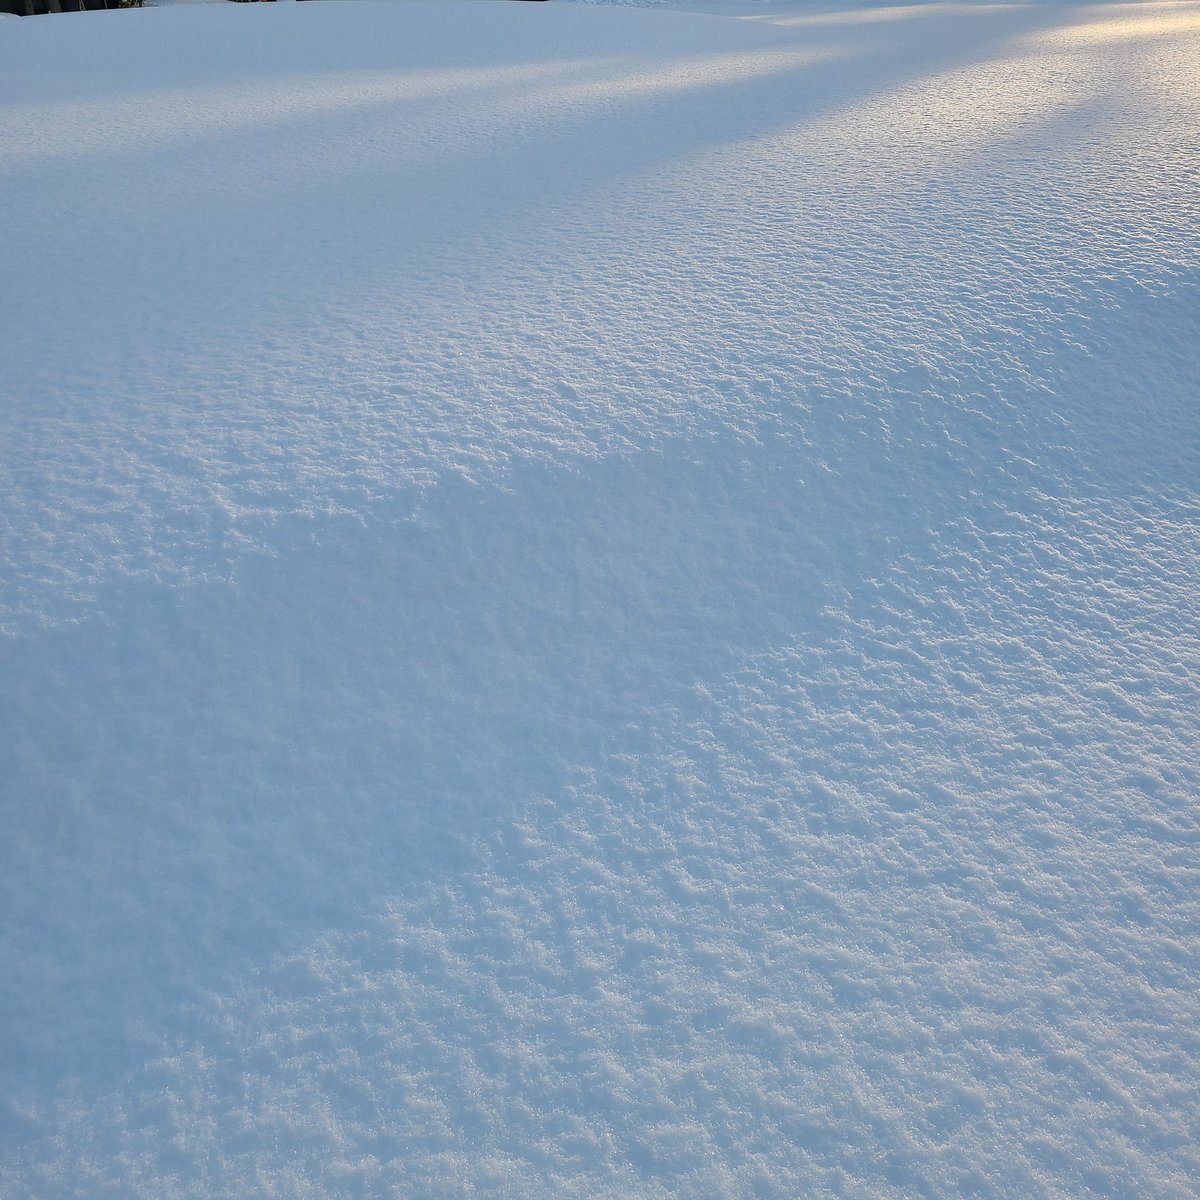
2, 0, 1199, 1195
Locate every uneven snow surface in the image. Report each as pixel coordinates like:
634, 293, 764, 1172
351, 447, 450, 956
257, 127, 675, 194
2, 0, 1199, 1195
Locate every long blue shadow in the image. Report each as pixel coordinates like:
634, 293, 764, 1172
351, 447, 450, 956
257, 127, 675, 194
0, 401, 978, 1112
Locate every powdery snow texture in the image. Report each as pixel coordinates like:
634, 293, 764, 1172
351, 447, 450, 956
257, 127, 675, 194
1, 1, 1198, 1196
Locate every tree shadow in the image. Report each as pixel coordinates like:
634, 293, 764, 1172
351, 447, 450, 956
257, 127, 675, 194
0, 409, 970, 1107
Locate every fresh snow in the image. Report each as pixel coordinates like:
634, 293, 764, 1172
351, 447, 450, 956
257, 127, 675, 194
1, 0, 1198, 1195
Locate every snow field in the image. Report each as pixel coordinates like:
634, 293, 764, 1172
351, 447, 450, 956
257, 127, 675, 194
1, 0, 1198, 1195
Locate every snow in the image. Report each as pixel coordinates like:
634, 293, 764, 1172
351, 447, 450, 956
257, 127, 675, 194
1, 0, 1198, 1195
